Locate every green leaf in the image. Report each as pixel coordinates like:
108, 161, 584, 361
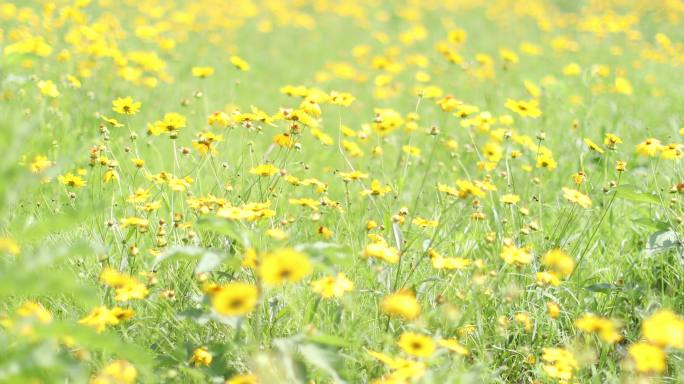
153, 246, 224, 274
615, 185, 662, 206
645, 229, 681, 255
0, 264, 97, 307
197, 218, 246, 245
632, 218, 670, 231
299, 343, 346, 383
305, 333, 350, 348
584, 283, 619, 293
195, 251, 223, 274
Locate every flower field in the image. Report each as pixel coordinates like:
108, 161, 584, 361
2, 1, 684, 383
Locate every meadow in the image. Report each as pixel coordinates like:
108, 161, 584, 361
1, 0, 684, 383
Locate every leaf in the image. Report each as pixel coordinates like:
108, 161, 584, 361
584, 283, 619, 293
0, 264, 98, 307
392, 223, 403, 251
197, 218, 245, 245
615, 185, 662, 206
195, 251, 222, 274
305, 333, 349, 348
295, 242, 351, 266
298, 344, 346, 384
645, 229, 681, 255
153, 246, 224, 274
34, 321, 154, 368
632, 218, 670, 231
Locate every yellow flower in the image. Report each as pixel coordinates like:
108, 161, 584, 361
289, 197, 320, 211
0, 237, 20, 256
402, 145, 421, 158
16, 301, 52, 323
367, 350, 427, 382
562, 62, 582, 76
455, 179, 485, 198
29, 155, 52, 173
78, 306, 134, 333
504, 98, 541, 118
148, 112, 187, 136
515, 313, 532, 331
99, 268, 148, 302
431, 255, 471, 270
412, 217, 438, 228
225, 373, 258, 384
381, 290, 421, 320
311, 273, 354, 298
230, 55, 251, 71
397, 332, 435, 358
192, 131, 224, 155
572, 171, 586, 185
604, 133, 622, 149
372, 108, 404, 136
58, 172, 87, 188
258, 248, 312, 286
523, 80, 541, 98
614, 77, 633, 95
562, 187, 591, 208
500, 245, 532, 266
642, 309, 684, 349
541, 347, 578, 381
628, 342, 666, 374
575, 313, 622, 343
211, 282, 259, 316
536, 271, 561, 287
37, 80, 60, 98
500, 194, 520, 205
249, 164, 279, 177
536, 153, 557, 170
541, 249, 575, 277
547, 302, 561, 319
119, 217, 149, 230
112, 96, 141, 115
192, 66, 215, 78
363, 241, 400, 264
616, 160, 627, 172
66, 74, 81, 88
329, 91, 356, 106
189, 347, 213, 366
584, 138, 604, 154
338, 170, 368, 182
437, 339, 469, 355
635, 138, 661, 157
91, 360, 138, 384
361, 180, 392, 197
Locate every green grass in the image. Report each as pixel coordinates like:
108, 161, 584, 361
1, 1, 684, 383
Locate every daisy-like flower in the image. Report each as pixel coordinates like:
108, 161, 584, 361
541, 347, 578, 381
311, 273, 354, 298
641, 309, 684, 349
189, 347, 213, 366
92, 360, 138, 384
628, 342, 666, 374
397, 332, 435, 358
230, 55, 251, 71
258, 248, 312, 286
575, 313, 622, 343
192, 66, 215, 78
37, 80, 60, 98
381, 290, 421, 320
112, 96, 141, 115
504, 98, 541, 118
210, 282, 259, 316
58, 172, 87, 188
562, 187, 592, 208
